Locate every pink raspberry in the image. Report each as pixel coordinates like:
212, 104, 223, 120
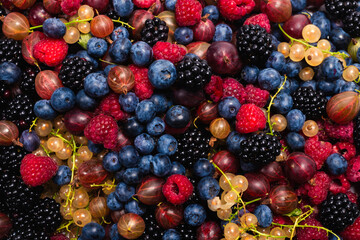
133, 0, 156, 8
346, 156, 360, 182
162, 174, 193, 205
153, 42, 186, 63
243, 13, 271, 33
324, 120, 353, 143
51, 234, 69, 240
297, 171, 331, 205
129, 65, 154, 100
329, 174, 351, 194
346, 191, 358, 204
61, 0, 82, 16
218, 0, 255, 21
204, 75, 223, 102
304, 136, 333, 170
296, 218, 328, 240
95, 93, 129, 121
175, 0, 202, 26
316, 120, 330, 141
244, 84, 269, 107
235, 104, 266, 134
222, 77, 247, 104
332, 142, 356, 161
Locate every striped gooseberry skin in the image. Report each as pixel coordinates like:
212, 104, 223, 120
326, 91, 360, 124
269, 185, 298, 215
155, 202, 183, 229
2, 12, 30, 40
136, 176, 165, 205
0, 121, 19, 146
117, 213, 145, 239
35, 70, 64, 100
0, 212, 12, 238
196, 101, 218, 124
243, 173, 270, 201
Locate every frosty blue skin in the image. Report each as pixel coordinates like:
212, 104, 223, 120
184, 204, 207, 226
84, 73, 109, 98
254, 205, 273, 228
148, 60, 177, 89
50, 87, 76, 112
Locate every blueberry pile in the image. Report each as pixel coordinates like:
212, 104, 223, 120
2, 0, 360, 240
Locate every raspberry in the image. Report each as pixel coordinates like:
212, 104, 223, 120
33, 39, 68, 67
332, 142, 356, 161
61, 0, 82, 16
346, 156, 360, 182
235, 104, 266, 134
272, 215, 292, 225
329, 174, 351, 194
244, 84, 269, 107
162, 174, 193, 205
51, 234, 70, 240
316, 120, 330, 141
297, 171, 331, 205
341, 216, 360, 240
296, 218, 328, 240
218, 0, 255, 21
20, 154, 58, 187
324, 120, 353, 143
222, 78, 247, 104
175, 0, 202, 26
204, 75, 223, 102
152, 42, 186, 63
243, 13, 271, 33
133, 0, 156, 8
346, 191, 358, 204
84, 114, 119, 150
304, 136, 333, 170
95, 93, 129, 121
129, 65, 154, 100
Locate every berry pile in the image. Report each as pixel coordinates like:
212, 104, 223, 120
2, 1, 360, 240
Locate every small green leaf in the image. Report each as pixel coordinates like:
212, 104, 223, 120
284, 208, 302, 217
78, 33, 92, 50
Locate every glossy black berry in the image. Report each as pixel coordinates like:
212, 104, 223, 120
319, 193, 360, 231
292, 87, 328, 120
177, 223, 197, 240
141, 212, 164, 240
325, 0, 357, 18
141, 18, 169, 46
30, 197, 62, 233
176, 56, 212, 90
0, 38, 23, 66
20, 67, 40, 96
0, 145, 28, 173
343, 11, 360, 37
236, 24, 274, 65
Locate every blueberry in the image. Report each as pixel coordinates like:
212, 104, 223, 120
43, 18, 66, 39
213, 24, 232, 42
53, 165, 71, 185
254, 205, 273, 228
81, 223, 105, 240
139, 155, 153, 174
330, 28, 351, 50
87, 37, 108, 58
273, 92, 293, 114
340, 81, 360, 92
286, 132, 305, 150
135, 100, 156, 123
329, 233, 343, 240
76, 50, 98, 68
197, 176, 220, 200
202, 5, 219, 23
241, 65, 259, 84
104, 64, 116, 76
165, 105, 191, 128
334, 79, 347, 94
34, 100, 58, 120
20, 130, 40, 152
170, 161, 186, 175
119, 145, 140, 168
258, 68, 281, 91
115, 182, 135, 202
125, 199, 146, 215
84, 73, 110, 98
88, 140, 103, 154
103, 151, 122, 172
110, 224, 122, 240
184, 204, 207, 226
239, 159, 257, 172
146, 117, 165, 136
165, 0, 177, 10
226, 131, 246, 154
218, 97, 241, 119
0, 62, 21, 84
113, 0, 134, 17
134, 133, 155, 154
282, 78, 299, 94
123, 168, 143, 185
326, 153, 348, 175
109, 37, 132, 63
162, 229, 181, 240
111, 26, 130, 41
114, 169, 126, 182
50, 87, 76, 112
283, 61, 301, 78
174, 27, 194, 45
311, 15, 331, 39
123, 117, 145, 137
150, 94, 171, 113
130, 41, 153, 67
301, 80, 317, 90
76, 90, 98, 111
107, 192, 123, 211
193, 158, 215, 178
119, 92, 139, 113
151, 153, 172, 177
157, 134, 177, 156
291, 0, 306, 12
265, 51, 285, 72
148, 60, 177, 89
286, 109, 306, 132
317, 80, 335, 95
320, 56, 343, 81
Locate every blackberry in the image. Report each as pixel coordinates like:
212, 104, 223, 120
292, 87, 327, 120
236, 24, 274, 65
7, 228, 50, 240
176, 56, 212, 90
177, 223, 197, 240
172, 128, 211, 168
141, 212, 164, 240
58, 56, 94, 91
319, 193, 360, 231
141, 17, 169, 46
343, 11, 360, 37
20, 67, 40, 96
238, 132, 282, 167
2, 94, 36, 129
30, 197, 62, 233
0, 145, 28, 173
0, 38, 23, 66
0, 79, 11, 99
353, 115, 360, 153
325, 0, 357, 19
